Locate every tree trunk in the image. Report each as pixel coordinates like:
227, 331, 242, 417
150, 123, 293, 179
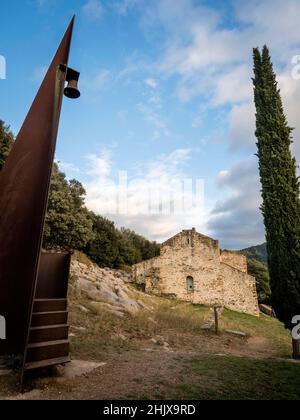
292, 338, 300, 360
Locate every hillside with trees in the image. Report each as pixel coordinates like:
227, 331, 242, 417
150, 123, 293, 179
246, 258, 270, 304
240, 243, 267, 264
0, 118, 271, 301
238, 243, 270, 304
0, 120, 160, 269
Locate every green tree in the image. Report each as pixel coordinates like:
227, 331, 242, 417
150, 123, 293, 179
247, 259, 271, 304
85, 214, 121, 268
0, 118, 159, 270
240, 243, 268, 264
85, 219, 160, 269
43, 163, 93, 250
0, 120, 14, 170
120, 228, 160, 262
116, 232, 136, 268
253, 46, 300, 356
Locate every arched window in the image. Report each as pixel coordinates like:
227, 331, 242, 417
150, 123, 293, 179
186, 276, 194, 293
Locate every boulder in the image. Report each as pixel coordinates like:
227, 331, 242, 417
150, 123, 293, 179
90, 302, 124, 318
259, 304, 276, 317
71, 259, 147, 317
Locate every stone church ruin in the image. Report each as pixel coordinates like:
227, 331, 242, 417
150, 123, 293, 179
133, 229, 259, 316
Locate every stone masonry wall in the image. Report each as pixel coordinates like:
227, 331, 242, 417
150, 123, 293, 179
157, 231, 223, 306
220, 263, 259, 316
132, 229, 259, 316
220, 251, 247, 273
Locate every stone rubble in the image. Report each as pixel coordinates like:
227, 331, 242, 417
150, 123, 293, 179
70, 260, 150, 316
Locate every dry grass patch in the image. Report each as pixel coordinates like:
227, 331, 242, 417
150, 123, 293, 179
72, 251, 94, 267
220, 309, 291, 358
68, 290, 211, 359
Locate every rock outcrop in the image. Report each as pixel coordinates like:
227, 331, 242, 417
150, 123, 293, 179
70, 260, 149, 316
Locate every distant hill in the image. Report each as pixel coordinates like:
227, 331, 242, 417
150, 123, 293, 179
237, 243, 270, 304
240, 243, 268, 265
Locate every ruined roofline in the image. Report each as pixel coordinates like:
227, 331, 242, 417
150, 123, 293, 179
221, 248, 244, 254
133, 228, 222, 268
132, 254, 160, 268
220, 250, 248, 272
220, 249, 247, 259
162, 228, 219, 248
220, 260, 250, 276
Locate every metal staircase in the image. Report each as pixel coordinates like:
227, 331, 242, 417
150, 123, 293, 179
24, 298, 70, 371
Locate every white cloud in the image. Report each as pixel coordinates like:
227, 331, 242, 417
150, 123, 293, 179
113, 0, 138, 16
93, 69, 111, 90
152, 130, 161, 141
213, 65, 252, 106
277, 70, 300, 162
66, 0, 300, 246
233, 0, 300, 57
144, 78, 158, 89
138, 103, 169, 138
228, 102, 256, 151
141, 0, 220, 36
86, 149, 112, 178
133, 0, 300, 247
141, 0, 300, 145
82, 0, 104, 20
160, 28, 245, 79
81, 69, 112, 92
56, 160, 80, 175
208, 157, 265, 249
226, 68, 300, 154
84, 148, 209, 242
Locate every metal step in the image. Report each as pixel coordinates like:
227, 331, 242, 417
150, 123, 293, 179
31, 311, 68, 327
29, 324, 69, 343
26, 339, 70, 363
33, 299, 67, 313
24, 355, 71, 371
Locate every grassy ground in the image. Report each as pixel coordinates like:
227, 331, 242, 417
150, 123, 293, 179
69, 289, 292, 361
0, 285, 298, 400
175, 355, 300, 400
69, 296, 211, 358
221, 308, 291, 358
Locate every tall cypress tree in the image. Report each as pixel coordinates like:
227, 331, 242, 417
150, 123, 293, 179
253, 46, 300, 354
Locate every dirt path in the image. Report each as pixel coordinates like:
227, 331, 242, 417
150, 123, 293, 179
0, 331, 290, 401
3, 350, 190, 400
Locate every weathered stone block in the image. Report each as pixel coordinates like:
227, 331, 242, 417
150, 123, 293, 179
132, 229, 259, 316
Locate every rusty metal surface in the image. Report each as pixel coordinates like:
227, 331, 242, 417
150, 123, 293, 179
35, 252, 71, 299
0, 18, 75, 356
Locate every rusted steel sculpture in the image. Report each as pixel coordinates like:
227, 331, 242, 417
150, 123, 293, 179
0, 17, 80, 377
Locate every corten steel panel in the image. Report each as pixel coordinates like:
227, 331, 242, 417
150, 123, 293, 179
35, 252, 71, 299
0, 18, 75, 356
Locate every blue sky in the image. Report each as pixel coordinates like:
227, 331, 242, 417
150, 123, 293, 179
1, 0, 300, 248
